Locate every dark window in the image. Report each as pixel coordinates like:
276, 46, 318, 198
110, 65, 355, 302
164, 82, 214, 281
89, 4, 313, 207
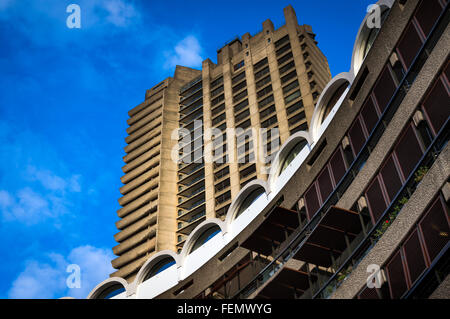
256, 75, 271, 89
403, 230, 427, 285
232, 80, 247, 94
233, 89, 248, 103
234, 99, 249, 113
234, 60, 244, 71
211, 103, 225, 117
277, 51, 293, 66
365, 177, 388, 223
396, 21, 423, 70
360, 96, 380, 135
259, 105, 276, 120
232, 72, 246, 85
211, 85, 224, 98
281, 70, 297, 84
386, 251, 408, 299
255, 66, 270, 80
288, 111, 306, 127
419, 195, 449, 262
279, 61, 295, 74
305, 183, 320, 220
253, 58, 268, 71
235, 109, 250, 124
285, 90, 301, 104
257, 85, 273, 99
210, 76, 223, 88
258, 95, 274, 109
276, 43, 291, 57
286, 100, 304, 115
393, 124, 423, 180
283, 80, 299, 94
317, 167, 333, 202
290, 122, 308, 135
348, 117, 367, 157
261, 115, 277, 128
329, 147, 347, 186
414, 0, 443, 38
373, 66, 397, 112
422, 76, 450, 136
380, 155, 402, 202
275, 35, 290, 48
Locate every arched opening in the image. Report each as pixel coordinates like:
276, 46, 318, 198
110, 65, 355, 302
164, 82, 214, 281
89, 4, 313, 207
235, 187, 265, 219
362, 8, 390, 59
279, 139, 308, 175
320, 81, 349, 125
96, 284, 126, 299
142, 257, 176, 282
189, 225, 221, 254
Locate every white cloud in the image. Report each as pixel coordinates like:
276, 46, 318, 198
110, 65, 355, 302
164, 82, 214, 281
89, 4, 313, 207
8, 245, 114, 299
102, 0, 138, 27
165, 35, 203, 69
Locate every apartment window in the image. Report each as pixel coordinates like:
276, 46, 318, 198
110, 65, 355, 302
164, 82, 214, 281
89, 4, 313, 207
261, 115, 277, 128
379, 155, 402, 202
211, 94, 225, 107
254, 66, 270, 80
214, 166, 229, 181
275, 34, 290, 48
259, 105, 276, 120
360, 96, 380, 135
288, 111, 306, 127
283, 80, 299, 94
290, 122, 308, 135
234, 99, 249, 113
419, 195, 449, 262
211, 103, 225, 117
258, 94, 274, 109
299, 34, 305, 42
232, 71, 246, 85
211, 85, 224, 98
396, 21, 423, 71
285, 90, 301, 104
234, 60, 244, 71
386, 251, 408, 298
256, 75, 271, 90
421, 75, 450, 136
393, 123, 424, 180
277, 51, 293, 66
257, 84, 273, 99
317, 166, 334, 203
239, 164, 256, 179
216, 190, 231, 205
348, 117, 367, 157
210, 76, 223, 88
373, 66, 397, 112
276, 43, 291, 57
233, 89, 248, 103
402, 229, 427, 285
305, 183, 320, 220
215, 179, 230, 192
303, 52, 309, 59
281, 70, 297, 84
414, 0, 444, 38
253, 57, 268, 71
329, 147, 347, 185
212, 113, 226, 126
279, 60, 295, 74
365, 176, 388, 223
286, 100, 304, 115
232, 80, 247, 94
301, 43, 307, 51
235, 109, 250, 124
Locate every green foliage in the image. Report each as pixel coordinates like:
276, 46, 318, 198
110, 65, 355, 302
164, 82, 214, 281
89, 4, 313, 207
414, 166, 429, 183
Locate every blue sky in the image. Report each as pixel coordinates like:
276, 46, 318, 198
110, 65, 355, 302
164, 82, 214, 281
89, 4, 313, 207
0, 0, 374, 298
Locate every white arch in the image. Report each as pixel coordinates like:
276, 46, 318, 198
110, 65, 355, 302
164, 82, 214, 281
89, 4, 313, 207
350, 0, 395, 78
310, 72, 353, 142
87, 277, 129, 299
225, 179, 269, 225
180, 218, 226, 263
134, 250, 180, 285
268, 130, 311, 188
